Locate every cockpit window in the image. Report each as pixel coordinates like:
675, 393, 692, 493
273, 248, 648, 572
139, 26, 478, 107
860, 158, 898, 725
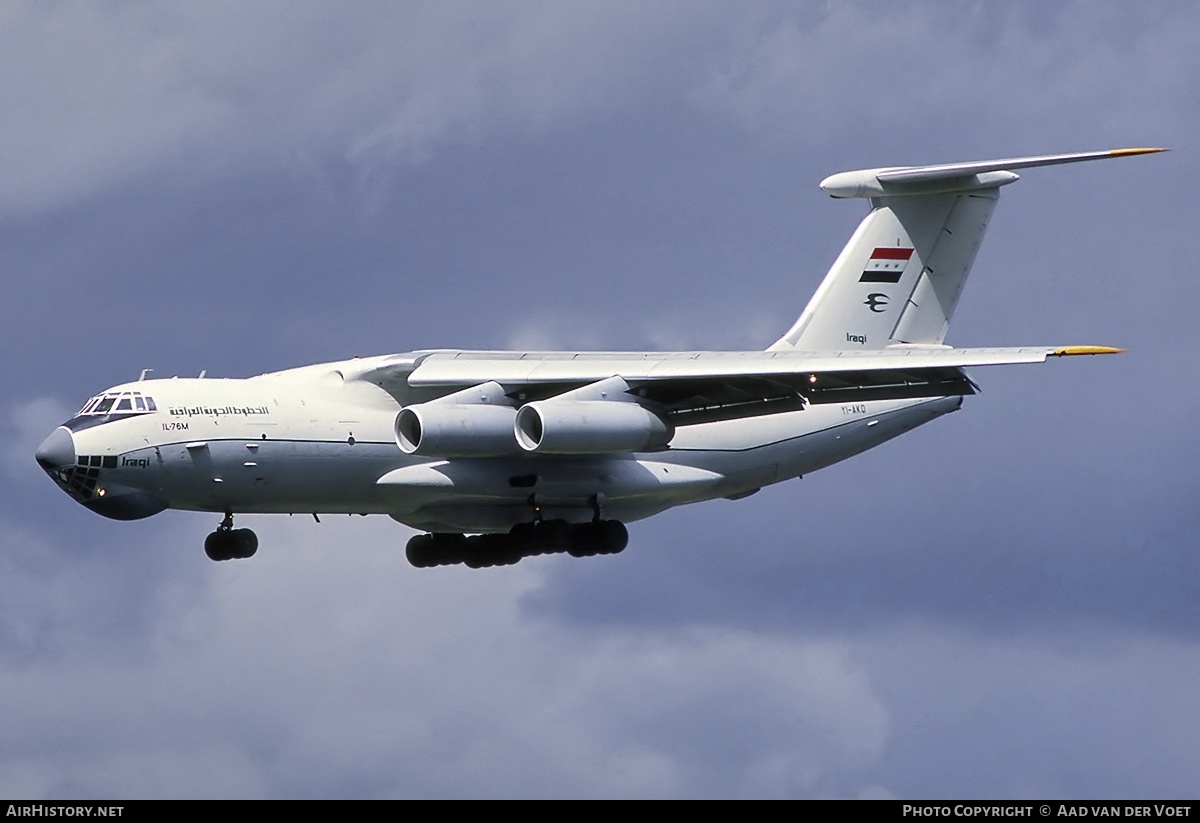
75, 391, 158, 418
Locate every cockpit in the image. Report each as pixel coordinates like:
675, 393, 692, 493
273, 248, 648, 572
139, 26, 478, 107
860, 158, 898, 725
65, 389, 159, 433
76, 390, 158, 416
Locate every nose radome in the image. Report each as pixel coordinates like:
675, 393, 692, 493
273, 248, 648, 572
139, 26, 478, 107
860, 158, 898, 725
35, 427, 75, 471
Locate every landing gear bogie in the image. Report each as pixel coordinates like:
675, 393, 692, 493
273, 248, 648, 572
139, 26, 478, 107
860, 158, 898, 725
204, 513, 258, 562
405, 519, 628, 569
204, 527, 258, 562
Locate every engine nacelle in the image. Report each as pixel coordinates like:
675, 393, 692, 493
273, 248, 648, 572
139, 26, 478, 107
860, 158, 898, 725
514, 401, 673, 454
395, 403, 519, 457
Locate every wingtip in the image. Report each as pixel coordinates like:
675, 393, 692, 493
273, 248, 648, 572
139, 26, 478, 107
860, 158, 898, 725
1051, 345, 1125, 357
1110, 147, 1169, 157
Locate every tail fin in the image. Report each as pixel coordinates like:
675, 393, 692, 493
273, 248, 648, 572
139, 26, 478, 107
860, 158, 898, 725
770, 148, 1165, 352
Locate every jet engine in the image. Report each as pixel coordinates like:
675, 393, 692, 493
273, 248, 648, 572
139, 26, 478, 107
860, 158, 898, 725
514, 400, 673, 454
395, 403, 519, 457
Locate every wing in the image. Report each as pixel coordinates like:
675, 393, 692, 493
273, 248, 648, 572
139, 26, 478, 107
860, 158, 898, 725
358, 345, 1119, 427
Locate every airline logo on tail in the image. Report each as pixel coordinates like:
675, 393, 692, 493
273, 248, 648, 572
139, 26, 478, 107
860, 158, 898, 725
864, 293, 889, 312
859, 247, 913, 283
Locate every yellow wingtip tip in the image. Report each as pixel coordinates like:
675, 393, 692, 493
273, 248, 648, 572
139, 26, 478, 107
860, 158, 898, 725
1110, 147, 1169, 157
1052, 346, 1125, 357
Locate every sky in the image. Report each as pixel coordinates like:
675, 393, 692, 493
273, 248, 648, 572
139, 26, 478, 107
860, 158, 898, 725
2, 0, 1198, 799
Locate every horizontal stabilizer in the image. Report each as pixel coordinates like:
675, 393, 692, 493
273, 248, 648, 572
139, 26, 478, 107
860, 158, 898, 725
820, 147, 1166, 199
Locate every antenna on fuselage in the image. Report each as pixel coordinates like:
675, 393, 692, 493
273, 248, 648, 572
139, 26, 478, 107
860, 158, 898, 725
199, 370, 207, 379
138, 369, 154, 381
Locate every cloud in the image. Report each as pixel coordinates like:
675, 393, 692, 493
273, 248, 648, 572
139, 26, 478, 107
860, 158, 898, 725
0, 1, 751, 218
852, 626, 1200, 797
691, 2, 1200, 155
6, 0, 1192, 219
0, 515, 892, 798
7, 508, 1191, 798
2, 397, 71, 479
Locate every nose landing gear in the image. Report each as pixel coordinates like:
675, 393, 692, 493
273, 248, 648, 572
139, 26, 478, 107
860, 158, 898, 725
204, 513, 258, 561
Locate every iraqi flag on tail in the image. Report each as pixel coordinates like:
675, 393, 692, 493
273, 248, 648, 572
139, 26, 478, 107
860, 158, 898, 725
859, 247, 913, 283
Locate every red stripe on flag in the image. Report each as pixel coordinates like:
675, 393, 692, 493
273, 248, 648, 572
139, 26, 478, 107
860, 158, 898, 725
870, 247, 913, 260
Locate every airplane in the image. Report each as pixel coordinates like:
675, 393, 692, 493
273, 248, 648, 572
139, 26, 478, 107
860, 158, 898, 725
35, 147, 1162, 568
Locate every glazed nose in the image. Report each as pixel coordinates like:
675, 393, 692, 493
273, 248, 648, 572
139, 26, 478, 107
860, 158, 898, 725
35, 427, 75, 471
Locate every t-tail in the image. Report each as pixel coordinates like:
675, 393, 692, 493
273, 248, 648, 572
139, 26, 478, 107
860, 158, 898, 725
769, 148, 1165, 352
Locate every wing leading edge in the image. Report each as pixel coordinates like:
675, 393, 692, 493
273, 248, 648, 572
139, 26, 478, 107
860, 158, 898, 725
383, 345, 1121, 385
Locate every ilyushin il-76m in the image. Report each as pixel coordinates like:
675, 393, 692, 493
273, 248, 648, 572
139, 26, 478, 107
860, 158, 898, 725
36, 148, 1161, 567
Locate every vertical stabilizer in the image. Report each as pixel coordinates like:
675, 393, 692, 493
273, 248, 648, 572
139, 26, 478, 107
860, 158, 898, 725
771, 190, 998, 350
770, 148, 1166, 352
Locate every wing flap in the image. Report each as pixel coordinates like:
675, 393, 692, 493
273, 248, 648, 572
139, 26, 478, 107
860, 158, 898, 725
642, 367, 978, 426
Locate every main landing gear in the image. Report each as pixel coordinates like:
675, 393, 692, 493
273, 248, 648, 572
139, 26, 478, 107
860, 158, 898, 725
405, 519, 629, 569
204, 513, 258, 562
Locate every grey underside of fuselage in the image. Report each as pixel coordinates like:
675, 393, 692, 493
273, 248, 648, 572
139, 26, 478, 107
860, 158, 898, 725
109, 395, 959, 534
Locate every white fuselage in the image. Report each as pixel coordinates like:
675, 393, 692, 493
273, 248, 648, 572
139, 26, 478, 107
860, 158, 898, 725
45, 354, 960, 534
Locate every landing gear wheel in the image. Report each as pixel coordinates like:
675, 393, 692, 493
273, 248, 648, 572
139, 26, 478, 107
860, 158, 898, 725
463, 535, 492, 569
567, 520, 628, 557
510, 522, 539, 554
407, 533, 469, 567
597, 520, 628, 554
430, 533, 468, 566
567, 523, 599, 558
536, 519, 571, 554
204, 531, 228, 561
233, 529, 258, 559
406, 534, 435, 567
460, 534, 522, 568
204, 514, 258, 561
